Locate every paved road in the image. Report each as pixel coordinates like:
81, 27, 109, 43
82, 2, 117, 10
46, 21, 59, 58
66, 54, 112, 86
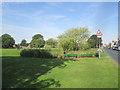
104, 48, 120, 65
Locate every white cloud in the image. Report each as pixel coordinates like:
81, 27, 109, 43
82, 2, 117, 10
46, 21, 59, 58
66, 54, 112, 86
31, 15, 66, 21
46, 2, 61, 7
87, 3, 101, 9
51, 15, 65, 19
2, 24, 34, 43
2, 23, 63, 44
102, 14, 118, 24
43, 2, 63, 10
3, 8, 44, 19
3, 7, 65, 22
69, 9, 76, 12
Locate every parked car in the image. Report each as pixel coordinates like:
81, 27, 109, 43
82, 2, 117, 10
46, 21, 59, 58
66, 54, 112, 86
116, 42, 120, 51
112, 45, 117, 50
107, 46, 111, 49
112, 41, 120, 51
117, 46, 120, 51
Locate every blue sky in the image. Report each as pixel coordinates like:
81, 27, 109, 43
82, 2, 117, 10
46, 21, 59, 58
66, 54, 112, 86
2, 2, 118, 44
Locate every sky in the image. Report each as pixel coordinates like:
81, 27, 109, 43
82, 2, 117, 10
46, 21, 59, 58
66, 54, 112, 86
1, 2, 118, 44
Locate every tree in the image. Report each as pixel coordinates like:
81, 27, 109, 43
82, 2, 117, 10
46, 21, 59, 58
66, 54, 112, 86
32, 34, 43, 40
0, 34, 15, 48
30, 34, 45, 48
45, 38, 58, 48
57, 27, 90, 51
87, 35, 98, 48
20, 39, 27, 46
79, 42, 89, 50
87, 35, 103, 48
31, 39, 45, 48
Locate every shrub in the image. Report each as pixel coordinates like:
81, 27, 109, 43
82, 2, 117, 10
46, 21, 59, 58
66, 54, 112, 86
20, 49, 33, 57
50, 48, 63, 57
20, 49, 53, 58
44, 46, 51, 51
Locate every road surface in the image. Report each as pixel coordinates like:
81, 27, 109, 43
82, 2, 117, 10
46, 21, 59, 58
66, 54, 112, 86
104, 48, 120, 65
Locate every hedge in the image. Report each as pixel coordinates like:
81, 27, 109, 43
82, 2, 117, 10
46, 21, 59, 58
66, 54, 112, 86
64, 54, 94, 57
20, 49, 53, 58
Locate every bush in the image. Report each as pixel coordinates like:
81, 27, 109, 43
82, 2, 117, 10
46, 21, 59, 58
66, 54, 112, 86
44, 46, 51, 51
50, 48, 63, 57
20, 49, 53, 58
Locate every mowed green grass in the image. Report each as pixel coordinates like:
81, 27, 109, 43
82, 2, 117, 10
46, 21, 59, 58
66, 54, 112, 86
1, 49, 21, 56
2, 49, 118, 88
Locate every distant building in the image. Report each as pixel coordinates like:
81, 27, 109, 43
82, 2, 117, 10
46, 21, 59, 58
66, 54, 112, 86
103, 44, 107, 47
27, 44, 31, 48
13, 44, 16, 48
107, 43, 111, 47
111, 41, 116, 47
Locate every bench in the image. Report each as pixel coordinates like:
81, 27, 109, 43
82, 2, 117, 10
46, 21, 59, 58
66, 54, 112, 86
64, 54, 77, 57
79, 54, 93, 57
63, 54, 93, 58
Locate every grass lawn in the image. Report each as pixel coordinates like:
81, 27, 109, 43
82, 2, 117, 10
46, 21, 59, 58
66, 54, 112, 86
1, 49, 21, 56
2, 49, 118, 88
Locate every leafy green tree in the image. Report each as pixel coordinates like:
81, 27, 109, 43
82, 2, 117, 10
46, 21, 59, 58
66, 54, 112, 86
45, 38, 58, 48
0, 34, 15, 48
31, 39, 45, 48
20, 39, 27, 46
57, 27, 90, 51
87, 35, 98, 48
32, 34, 43, 40
79, 42, 89, 50
87, 34, 103, 48
30, 34, 45, 48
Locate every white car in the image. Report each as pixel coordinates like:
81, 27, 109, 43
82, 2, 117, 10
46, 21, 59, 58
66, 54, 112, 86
116, 41, 120, 51
117, 46, 120, 51
112, 45, 117, 50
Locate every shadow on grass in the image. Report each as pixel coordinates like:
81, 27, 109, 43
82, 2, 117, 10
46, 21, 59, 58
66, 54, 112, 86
2, 56, 78, 88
